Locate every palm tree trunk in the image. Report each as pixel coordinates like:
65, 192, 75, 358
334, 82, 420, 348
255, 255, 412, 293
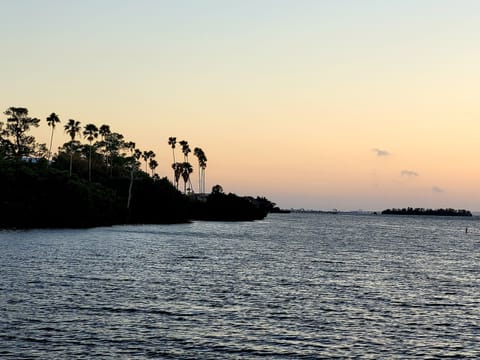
127, 169, 134, 209
198, 165, 201, 193
188, 178, 194, 194
88, 145, 92, 182
69, 152, 73, 176
48, 127, 54, 161
172, 150, 176, 187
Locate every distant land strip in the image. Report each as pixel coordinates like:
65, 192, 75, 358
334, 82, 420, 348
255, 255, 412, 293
381, 208, 472, 217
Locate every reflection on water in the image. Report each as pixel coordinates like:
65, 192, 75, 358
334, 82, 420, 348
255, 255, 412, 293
1, 214, 479, 358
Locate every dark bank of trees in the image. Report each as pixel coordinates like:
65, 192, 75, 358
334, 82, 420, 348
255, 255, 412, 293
188, 185, 275, 221
382, 207, 472, 217
0, 106, 274, 228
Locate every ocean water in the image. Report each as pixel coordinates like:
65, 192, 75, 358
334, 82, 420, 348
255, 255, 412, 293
1, 213, 479, 359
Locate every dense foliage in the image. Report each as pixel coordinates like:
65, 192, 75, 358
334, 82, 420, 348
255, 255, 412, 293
190, 193, 273, 221
0, 106, 274, 228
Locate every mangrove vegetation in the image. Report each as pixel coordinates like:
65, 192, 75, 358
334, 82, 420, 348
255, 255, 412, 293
0, 106, 274, 228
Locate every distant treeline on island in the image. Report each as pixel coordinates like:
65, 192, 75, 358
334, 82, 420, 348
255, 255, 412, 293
382, 208, 472, 217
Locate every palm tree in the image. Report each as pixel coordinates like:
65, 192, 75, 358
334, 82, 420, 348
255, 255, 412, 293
83, 123, 99, 181
181, 162, 193, 194
46, 113, 60, 161
194, 147, 207, 193
172, 162, 182, 190
168, 137, 177, 162
99, 124, 111, 139
168, 137, 177, 186
126, 145, 141, 210
64, 119, 81, 176
178, 141, 193, 191
149, 159, 158, 177
194, 148, 201, 192
142, 150, 155, 173
200, 157, 207, 193
65, 119, 81, 141
99, 124, 111, 167
179, 140, 191, 161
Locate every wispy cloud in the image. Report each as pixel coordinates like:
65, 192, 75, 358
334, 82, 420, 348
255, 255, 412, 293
432, 186, 444, 194
401, 170, 419, 177
372, 148, 390, 157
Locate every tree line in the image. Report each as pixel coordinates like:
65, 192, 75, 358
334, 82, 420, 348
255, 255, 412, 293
382, 208, 472, 217
0, 106, 274, 228
1, 107, 208, 195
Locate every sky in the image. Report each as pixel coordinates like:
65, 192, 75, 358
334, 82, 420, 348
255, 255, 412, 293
2, 0, 480, 210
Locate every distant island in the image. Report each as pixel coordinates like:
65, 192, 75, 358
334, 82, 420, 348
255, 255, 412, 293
0, 107, 275, 228
382, 208, 472, 217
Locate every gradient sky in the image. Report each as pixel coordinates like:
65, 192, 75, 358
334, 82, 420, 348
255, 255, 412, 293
2, 0, 480, 210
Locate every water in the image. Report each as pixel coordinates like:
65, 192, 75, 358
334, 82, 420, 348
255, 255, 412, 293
1, 213, 479, 358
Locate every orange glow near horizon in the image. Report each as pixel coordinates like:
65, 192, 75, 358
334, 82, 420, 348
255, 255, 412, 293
3, 1, 480, 210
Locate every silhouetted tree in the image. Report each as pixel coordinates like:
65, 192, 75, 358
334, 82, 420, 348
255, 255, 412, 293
211, 184, 223, 194
83, 123, 99, 181
46, 112, 60, 161
149, 158, 158, 177
99, 124, 111, 167
3, 107, 41, 159
168, 136, 177, 187
142, 150, 155, 173
64, 119, 81, 176
126, 143, 141, 209
99, 124, 111, 139
104, 132, 125, 175
0, 122, 12, 158
194, 147, 207, 193
179, 140, 195, 191
179, 140, 191, 161
172, 162, 182, 190
181, 162, 193, 194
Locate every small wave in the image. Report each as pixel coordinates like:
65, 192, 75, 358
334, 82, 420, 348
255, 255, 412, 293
178, 255, 206, 260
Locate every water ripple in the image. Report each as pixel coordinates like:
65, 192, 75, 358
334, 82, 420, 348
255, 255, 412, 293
1, 214, 479, 358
